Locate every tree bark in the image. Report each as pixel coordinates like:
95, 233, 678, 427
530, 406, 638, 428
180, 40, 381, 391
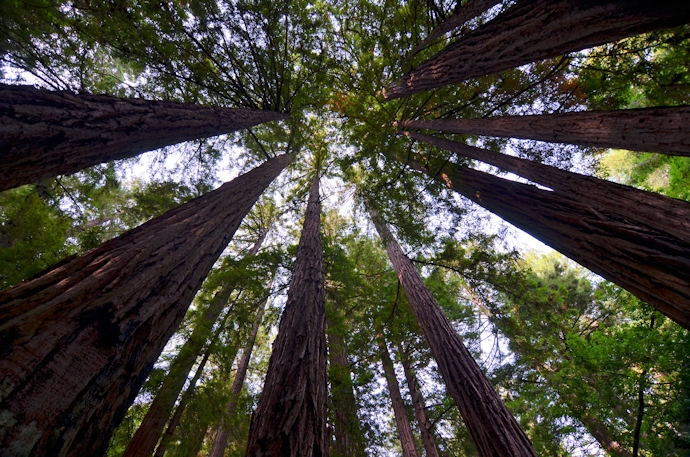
244, 175, 328, 457
124, 234, 268, 457
376, 333, 420, 457
384, 0, 690, 99
404, 0, 502, 63
401, 106, 690, 156
208, 293, 269, 457
0, 83, 289, 192
402, 132, 690, 328
0, 154, 290, 457
368, 208, 537, 457
399, 351, 440, 457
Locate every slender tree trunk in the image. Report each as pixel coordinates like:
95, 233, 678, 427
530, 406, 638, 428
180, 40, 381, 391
368, 208, 537, 457
404, 0, 502, 63
245, 175, 328, 457
327, 300, 367, 457
385, 0, 690, 99
401, 106, 690, 156
208, 293, 269, 457
124, 234, 268, 457
399, 350, 440, 457
0, 83, 288, 191
376, 332, 420, 457
0, 154, 290, 457
401, 132, 690, 328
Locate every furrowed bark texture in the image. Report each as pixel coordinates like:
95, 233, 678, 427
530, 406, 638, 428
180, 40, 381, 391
0, 83, 289, 191
402, 106, 690, 156
404, 0, 502, 63
208, 295, 268, 457
244, 176, 328, 457
385, 0, 690, 99
0, 154, 290, 457
124, 235, 267, 457
400, 354, 440, 457
327, 301, 366, 457
376, 333, 419, 457
369, 210, 537, 457
405, 132, 690, 328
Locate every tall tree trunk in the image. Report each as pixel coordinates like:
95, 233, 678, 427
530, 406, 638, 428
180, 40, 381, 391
376, 332, 420, 457
401, 106, 690, 156
384, 0, 690, 99
0, 83, 288, 191
398, 349, 440, 457
404, 0, 502, 63
208, 293, 270, 457
244, 175, 328, 457
0, 154, 290, 457
327, 300, 367, 457
368, 208, 537, 457
402, 132, 690, 328
124, 233, 269, 457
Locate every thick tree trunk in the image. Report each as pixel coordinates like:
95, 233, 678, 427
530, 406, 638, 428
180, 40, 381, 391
124, 234, 268, 457
403, 132, 690, 328
208, 294, 269, 457
385, 0, 690, 99
376, 333, 420, 457
327, 300, 366, 457
0, 83, 288, 191
244, 175, 328, 457
401, 106, 690, 156
0, 154, 290, 457
368, 209, 537, 457
405, 0, 502, 63
399, 351, 440, 457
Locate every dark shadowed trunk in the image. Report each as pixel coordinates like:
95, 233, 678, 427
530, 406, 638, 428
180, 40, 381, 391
124, 233, 268, 457
385, 0, 690, 99
368, 208, 537, 457
376, 331, 419, 457
208, 293, 269, 457
0, 154, 290, 457
405, 0, 502, 63
403, 132, 690, 328
401, 106, 690, 156
244, 175, 328, 457
0, 83, 288, 191
399, 349, 440, 457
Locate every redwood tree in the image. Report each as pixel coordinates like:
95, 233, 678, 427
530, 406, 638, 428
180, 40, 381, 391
385, 0, 690, 99
368, 208, 537, 457
244, 175, 328, 457
401, 106, 690, 156
0, 153, 290, 457
404, 131, 690, 328
0, 83, 288, 191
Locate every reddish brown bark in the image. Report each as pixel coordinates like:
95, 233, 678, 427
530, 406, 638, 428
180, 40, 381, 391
399, 352, 440, 457
404, 132, 690, 328
385, 0, 690, 99
124, 234, 268, 457
376, 333, 420, 457
401, 106, 690, 156
368, 208, 537, 457
0, 154, 290, 457
0, 83, 288, 191
244, 175, 328, 457
208, 295, 269, 457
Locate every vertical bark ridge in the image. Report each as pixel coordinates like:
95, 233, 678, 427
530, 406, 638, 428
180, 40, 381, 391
401, 106, 690, 156
385, 0, 690, 99
0, 154, 290, 457
399, 350, 440, 457
0, 83, 289, 191
368, 208, 537, 457
244, 175, 328, 457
